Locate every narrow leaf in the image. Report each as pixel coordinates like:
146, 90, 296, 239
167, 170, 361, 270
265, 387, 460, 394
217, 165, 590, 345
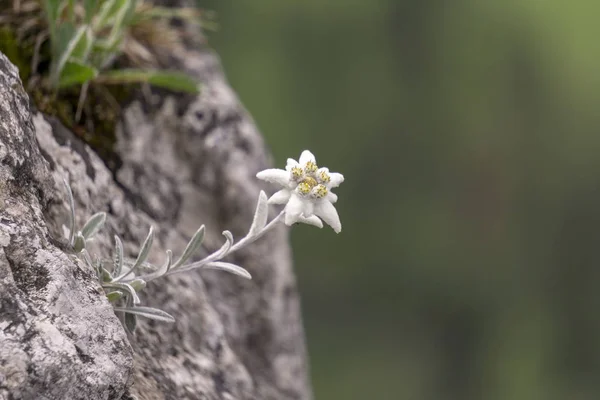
113, 264, 135, 282
113, 235, 124, 277
136, 250, 172, 282
107, 0, 137, 42
133, 226, 154, 270
81, 212, 106, 240
93, 0, 127, 31
248, 191, 269, 236
73, 232, 86, 253
203, 262, 252, 280
58, 61, 98, 88
129, 279, 146, 292
96, 69, 200, 93
172, 226, 205, 269
113, 306, 176, 323
106, 290, 123, 302
52, 24, 87, 85
158, 249, 173, 276
210, 231, 234, 261
103, 282, 140, 305
186, 230, 234, 267
62, 178, 75, 247
125, 312, 137, 333
70, 26, 94, 61
101, 267, 113, 283
123, 288, 137, 333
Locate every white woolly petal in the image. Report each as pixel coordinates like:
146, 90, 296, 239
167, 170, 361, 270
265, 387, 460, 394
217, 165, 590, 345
297, 215, 323, 228
328, 172, 344, 188
286, 158, 300, 171
299, 150, 316, 165
268, 189, 291, 205
327, 192, 338, 203
284, 194, 305, 226
314, 200, 342, 233
256, 169, 289, 186
304, 200, 315, 216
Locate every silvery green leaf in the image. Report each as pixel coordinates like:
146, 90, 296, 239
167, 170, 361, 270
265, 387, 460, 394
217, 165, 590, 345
165, 231, 235, 275
106, 290, 123, 302
122, 290, 137, 333
172, 226, 204, 269
62, 178, 75, 247
159, 249, 173, 275
125, 312, 137, 334
203, 262, 252, 280
133, 226, 154, 270
101, 267, 113, 283
129, 279, 146, 292
113, 264, 134, 282
73, 232, 86, 253
211, 231, 233, 260
113, 306, 176, 323
81, 212, 106, 240
113, 235, 124, 277
135, 250, 172, 282
248, 191, 269, 237
102, 282, 140, 305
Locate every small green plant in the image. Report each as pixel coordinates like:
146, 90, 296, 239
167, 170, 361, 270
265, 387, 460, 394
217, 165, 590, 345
62, 178, 250, 332
41, 0, 199, 92
61, 150, 344, 333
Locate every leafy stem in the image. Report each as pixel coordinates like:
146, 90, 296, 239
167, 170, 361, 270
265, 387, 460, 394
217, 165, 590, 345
63, 179, 278, 333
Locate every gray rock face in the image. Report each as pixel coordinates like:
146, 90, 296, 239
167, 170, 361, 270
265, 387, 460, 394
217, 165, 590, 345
0, 17, 311, 400
0, 54, 133, 400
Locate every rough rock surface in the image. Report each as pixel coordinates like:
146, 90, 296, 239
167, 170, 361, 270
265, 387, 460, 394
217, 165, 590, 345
0, 11, 312, 400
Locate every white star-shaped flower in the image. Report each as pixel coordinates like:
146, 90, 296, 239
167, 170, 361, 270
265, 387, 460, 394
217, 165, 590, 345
256, 150, 344, 233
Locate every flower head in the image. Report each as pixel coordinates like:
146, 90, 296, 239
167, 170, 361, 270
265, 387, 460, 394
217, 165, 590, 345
257, 150, 344, 233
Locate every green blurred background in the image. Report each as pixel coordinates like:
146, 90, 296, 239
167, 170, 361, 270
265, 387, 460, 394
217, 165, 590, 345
200, 1, 600, 399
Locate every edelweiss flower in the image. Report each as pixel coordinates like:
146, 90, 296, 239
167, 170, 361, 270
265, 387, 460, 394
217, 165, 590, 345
257, 150, 344, 233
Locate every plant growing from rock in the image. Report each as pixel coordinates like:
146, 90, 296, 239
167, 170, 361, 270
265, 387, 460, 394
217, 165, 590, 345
40, 0, 200, 92
61, 150, 344, 333
0, 0, 207, 147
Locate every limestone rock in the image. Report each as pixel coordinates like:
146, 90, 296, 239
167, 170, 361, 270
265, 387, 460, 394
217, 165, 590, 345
0, 12, 311, 399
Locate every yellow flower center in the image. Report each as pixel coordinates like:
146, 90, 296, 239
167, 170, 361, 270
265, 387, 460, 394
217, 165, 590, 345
318, 170, 330, 183
297, 176, 318, 196
294, 160, 330, 199
312, 184, 328, 199
291, 166, 303, 180
297, 182, 311, 195
304, 161, 318, 175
